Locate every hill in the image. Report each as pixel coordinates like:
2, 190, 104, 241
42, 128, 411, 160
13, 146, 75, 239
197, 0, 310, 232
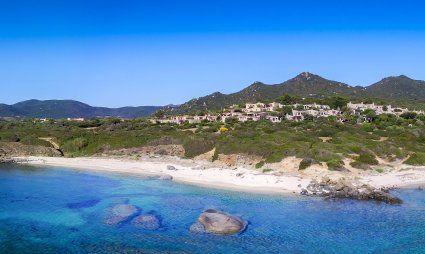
169, 72, 424, 114
0, 100, 161, 119
366, 75, 425, 100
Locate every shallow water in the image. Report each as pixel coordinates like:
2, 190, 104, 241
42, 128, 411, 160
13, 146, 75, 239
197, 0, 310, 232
0, 165, 424, 254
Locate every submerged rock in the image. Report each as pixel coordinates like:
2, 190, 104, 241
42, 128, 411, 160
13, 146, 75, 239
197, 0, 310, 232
190, 209, 247, 235
158, 174, 173, 180
104, 204, 139, 225
132, 214, 161, 230
146, 174, 173, 180
67, 199, 100, 209
189, 222, 206, 234
301, 178, 402, 204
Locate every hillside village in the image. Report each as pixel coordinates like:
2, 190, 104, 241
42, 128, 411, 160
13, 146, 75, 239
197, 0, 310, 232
153, 101, 425, 125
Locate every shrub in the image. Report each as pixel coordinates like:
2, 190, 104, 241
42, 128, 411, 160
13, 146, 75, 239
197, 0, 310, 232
219, 127, 229, 134
299, 157, 315, 170
255, 161, 265, 169
349, 161, 370, 170
326, 159, 345, 171
405, 153, 425, 166
62, 137, 88, 153
1, 133, 20, 142
355, 152, 379, 165
262, 168, 273, 173
375, 168, 384, 173
212, 148, 219, 162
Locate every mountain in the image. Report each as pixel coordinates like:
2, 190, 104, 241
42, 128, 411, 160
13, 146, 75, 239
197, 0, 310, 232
171, 72, 366, 114
0, 100, 162, 119
169, 72, 425, 114
366, 75, 425, 100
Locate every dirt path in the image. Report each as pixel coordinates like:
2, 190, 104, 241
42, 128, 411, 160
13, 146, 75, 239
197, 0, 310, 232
38, 137, 60, 150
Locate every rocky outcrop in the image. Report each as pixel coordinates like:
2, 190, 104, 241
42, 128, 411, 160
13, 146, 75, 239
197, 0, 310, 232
301, 177, 402, 204
190, 209, 247, 235
166, 165, 177, 171
131, 214, 161, 230
0, 142, 62, 158
104, 204, 139, 225
211, 154, 262, 168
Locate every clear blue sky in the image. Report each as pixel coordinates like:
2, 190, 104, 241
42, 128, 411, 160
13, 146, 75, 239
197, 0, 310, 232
1, 0, 424, 107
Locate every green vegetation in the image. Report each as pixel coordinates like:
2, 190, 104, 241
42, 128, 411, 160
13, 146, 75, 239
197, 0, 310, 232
326, 159, 345, 171
299, 158, 315, 170
255, 161, 265, 169
404, 153, 425, 166
262, 168, 273, 173
1, 110, 424, 167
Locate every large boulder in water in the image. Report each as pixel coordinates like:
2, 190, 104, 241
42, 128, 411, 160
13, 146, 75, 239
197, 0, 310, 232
190, 209, 247, 235
132, 214, 161, 230
104, 204, 139, 225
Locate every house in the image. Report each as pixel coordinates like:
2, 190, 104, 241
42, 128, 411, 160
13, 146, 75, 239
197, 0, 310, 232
266, 115, 281, 123
67, 118, 85, 122
245, 103, 266, 112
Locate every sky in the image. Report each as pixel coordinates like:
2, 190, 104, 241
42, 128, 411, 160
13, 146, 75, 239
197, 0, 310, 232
0, 0, 424, 107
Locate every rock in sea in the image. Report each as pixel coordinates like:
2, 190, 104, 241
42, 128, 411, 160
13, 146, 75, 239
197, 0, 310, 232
132, 214, 161, 230
190, 209, 247, 235
104, 204, 139, 225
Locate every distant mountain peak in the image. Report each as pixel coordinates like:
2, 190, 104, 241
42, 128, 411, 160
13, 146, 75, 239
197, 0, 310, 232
293, 72, 323, 81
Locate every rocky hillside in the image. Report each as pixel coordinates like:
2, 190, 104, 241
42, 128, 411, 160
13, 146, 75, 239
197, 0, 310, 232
0, 100, 162, 119
0, 142, 62, 158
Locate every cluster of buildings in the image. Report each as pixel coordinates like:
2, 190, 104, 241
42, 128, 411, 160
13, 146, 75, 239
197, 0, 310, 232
153, 101, 424, 125
154, 102, 343, 124
346, 102, 423, 116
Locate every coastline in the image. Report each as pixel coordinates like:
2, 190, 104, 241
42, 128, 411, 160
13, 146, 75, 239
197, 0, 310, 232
13, 156, 310, 195
12, 156, 425, 195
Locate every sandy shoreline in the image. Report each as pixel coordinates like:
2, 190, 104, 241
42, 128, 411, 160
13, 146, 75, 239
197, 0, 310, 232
13, 156, 310, 195
12, 156, 425, 194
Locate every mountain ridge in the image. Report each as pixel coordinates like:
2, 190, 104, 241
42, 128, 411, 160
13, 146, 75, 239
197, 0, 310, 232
0, 99, 162, 119
168, 72, 424, 114
2, 73, 424, 118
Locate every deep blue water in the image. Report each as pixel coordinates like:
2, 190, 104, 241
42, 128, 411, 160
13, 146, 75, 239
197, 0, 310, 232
0, 165, 424, 254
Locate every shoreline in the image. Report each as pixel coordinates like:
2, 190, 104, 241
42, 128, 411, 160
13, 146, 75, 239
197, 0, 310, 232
13, 156, 310, 195
11, 156, 425, 195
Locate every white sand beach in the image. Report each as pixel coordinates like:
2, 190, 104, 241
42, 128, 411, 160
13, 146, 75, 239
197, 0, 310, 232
13, 156, 425, 194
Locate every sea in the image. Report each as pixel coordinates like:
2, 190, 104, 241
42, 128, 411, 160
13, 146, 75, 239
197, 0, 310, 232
0, 164, 424, 254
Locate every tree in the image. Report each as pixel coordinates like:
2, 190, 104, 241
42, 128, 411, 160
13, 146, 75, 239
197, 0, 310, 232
363, 109, 376, 122
326, 96, 349, 109
277, 94, 300, 104
153, 110, 165, 119
400, 112, 417, 120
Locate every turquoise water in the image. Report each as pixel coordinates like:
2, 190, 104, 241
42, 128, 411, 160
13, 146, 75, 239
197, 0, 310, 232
0, 165, 424, 254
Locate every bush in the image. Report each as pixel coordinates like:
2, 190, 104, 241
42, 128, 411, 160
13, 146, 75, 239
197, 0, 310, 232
0, 133, 20, 142
326, 159, 345, 171
299, 157, 315, 170
350, 161, 370, 170
255, 161, 265, 169
405, 153, 425, 166
62, 137, 88, 153
355, 152, 379, 165
219, 127, 229, 134
262, 168, 273, 173
375, 168, 384, 173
